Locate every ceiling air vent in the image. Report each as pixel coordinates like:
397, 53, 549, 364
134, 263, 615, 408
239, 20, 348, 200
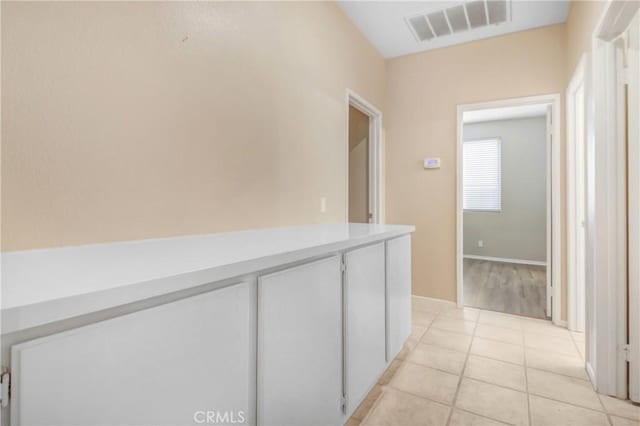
427, 10, 451, 37
406, 0, 511, 42
408, 15, 434, 41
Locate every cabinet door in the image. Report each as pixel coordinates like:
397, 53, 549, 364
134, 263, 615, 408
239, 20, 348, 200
257, 257, 343, 426
386, 235, 412, 360
345, 243, 386, 416
10, 282, 254, 426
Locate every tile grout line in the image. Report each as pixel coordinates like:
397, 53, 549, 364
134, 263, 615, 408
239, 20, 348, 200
453, 345, 589, 382
367, 304, 618, 426
392, 352, 614, 422
452, 407, 512, 426
355, 309, 434, 424
527, 391, 617, 415
398, 354, 599, 406
359, 306, 443, 424
444, 309, 480, 426
525, 365, 591, 382
528, 327, 614, 418
382, 384, 514, 426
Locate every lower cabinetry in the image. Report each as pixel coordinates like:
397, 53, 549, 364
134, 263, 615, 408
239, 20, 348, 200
257, 256, 343, 426
344, 243, 386, 415
386, 235, 413, 360
4, 236, 412, 426
9, 282, 254, 426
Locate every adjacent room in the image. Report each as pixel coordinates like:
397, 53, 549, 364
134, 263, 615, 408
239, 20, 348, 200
1, 1, 639, 426
461, 104, 549, 319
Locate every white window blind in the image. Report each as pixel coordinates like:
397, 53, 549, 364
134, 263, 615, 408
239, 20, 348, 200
463, 138, 501, 211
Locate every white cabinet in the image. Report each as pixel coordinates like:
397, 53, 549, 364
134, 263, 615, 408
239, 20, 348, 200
4, 226, 415, 426
386, 235, 412, 360
344, 243, 386, 416
257, 256, 343, 426
10, 282, 254, 426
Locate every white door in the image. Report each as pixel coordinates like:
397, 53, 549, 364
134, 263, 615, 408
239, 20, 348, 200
386, 235, 412, 361
10, 283, 254, 426
344, 243, 386, 416
626, 10, 640, 403
567, 59, 587, 333
257, 257, 343, 426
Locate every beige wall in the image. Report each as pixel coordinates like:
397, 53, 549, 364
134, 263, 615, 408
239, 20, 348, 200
1, 1, 385, 251
463, 117, 547, 262
348, 106, 369, 223
565, 0, 606, 80
2, 0, 610, 322
385, 25, 566, 303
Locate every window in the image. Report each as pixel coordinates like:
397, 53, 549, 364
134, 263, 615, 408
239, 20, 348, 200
463, 138, 501, 211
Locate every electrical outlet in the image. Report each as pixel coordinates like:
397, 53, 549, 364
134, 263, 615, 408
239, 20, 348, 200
320, 197, 327, 213
478, 240, 484, 248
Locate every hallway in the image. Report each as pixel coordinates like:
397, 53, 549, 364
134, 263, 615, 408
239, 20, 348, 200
348, 297, 639, 426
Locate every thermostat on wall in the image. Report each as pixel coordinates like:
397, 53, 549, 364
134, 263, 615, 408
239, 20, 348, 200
424, 158, 441, 169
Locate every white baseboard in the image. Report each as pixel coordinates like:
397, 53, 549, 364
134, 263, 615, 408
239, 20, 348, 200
411, 295, 457, 309
463, 254, 547, 267
586, 362, 597, 388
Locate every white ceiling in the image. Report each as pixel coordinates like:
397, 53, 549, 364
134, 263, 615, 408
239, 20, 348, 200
463, 103, 548, 123
337, 1, 570, 58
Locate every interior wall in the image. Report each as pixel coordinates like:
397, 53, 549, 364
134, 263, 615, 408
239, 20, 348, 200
1, 1, 385, 251
463, 116, 547, 262
565, 0, 606, 79
348, 106, 369, 223
385, 25, 566, 305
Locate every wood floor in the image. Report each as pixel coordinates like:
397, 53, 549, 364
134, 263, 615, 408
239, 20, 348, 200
463, 258, 548, 319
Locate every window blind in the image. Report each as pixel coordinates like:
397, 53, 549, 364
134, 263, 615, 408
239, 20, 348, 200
463, 138, 501, 211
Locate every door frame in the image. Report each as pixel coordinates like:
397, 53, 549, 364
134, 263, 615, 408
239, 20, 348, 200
455, 94, 561, 325
588, 0, 639, 399
626, 10, 640, 405
346, 90, 383, 224
566, 54, 587, 332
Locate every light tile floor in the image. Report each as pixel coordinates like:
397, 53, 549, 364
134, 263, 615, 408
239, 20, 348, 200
347, 297, 640, 426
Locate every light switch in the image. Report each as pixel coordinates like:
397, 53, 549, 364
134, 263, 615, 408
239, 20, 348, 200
320, 197, 327, 213
424, 158, 441, 169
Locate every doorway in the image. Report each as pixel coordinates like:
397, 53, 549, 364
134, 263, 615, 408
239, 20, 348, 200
346, 90, 382, 224
456, 95, 561, 324
348, 106, 370, 223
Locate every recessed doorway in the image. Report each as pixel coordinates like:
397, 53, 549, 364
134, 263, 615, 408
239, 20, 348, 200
348, 105, 370, 223
346, 90, 382, 224
456, 95, 561, 323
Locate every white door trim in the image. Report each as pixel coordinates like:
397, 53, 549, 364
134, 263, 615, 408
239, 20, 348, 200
627, 12, 640, 402
588, 0, 639, 399
456, 94, 561, 325
346, 90, 383, 224
567, 54, 587, 332
627, 10, 640, 404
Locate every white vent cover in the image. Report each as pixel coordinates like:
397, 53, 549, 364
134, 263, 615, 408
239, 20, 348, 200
407, 0, 511, 42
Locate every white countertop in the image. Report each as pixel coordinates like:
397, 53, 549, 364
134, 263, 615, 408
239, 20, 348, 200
1, 223, 414, 334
